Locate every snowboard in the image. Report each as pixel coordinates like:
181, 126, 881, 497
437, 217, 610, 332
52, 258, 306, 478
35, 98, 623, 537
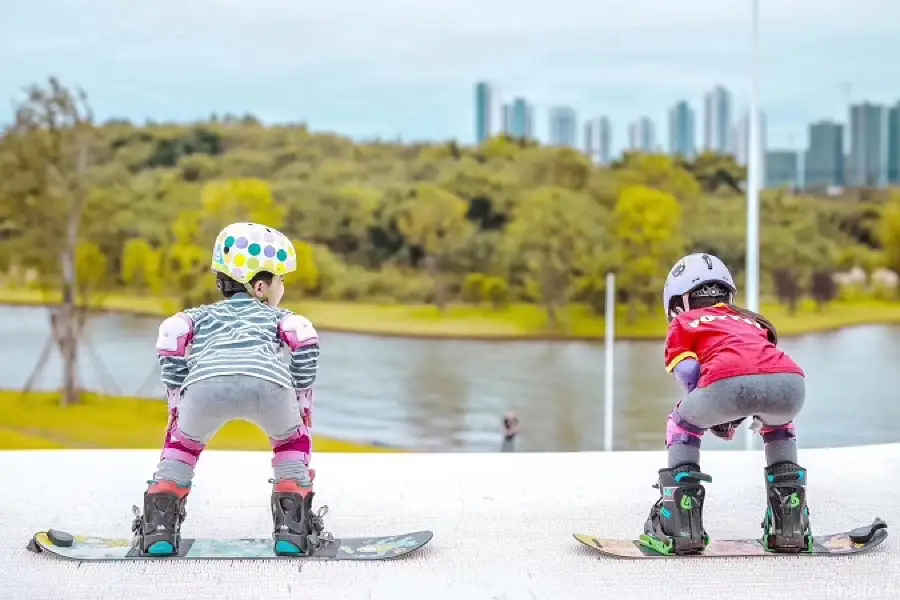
27, 528, 433, 562
574, 517, 888, 559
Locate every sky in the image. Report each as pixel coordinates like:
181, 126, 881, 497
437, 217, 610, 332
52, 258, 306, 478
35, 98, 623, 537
1, 0, 898, 155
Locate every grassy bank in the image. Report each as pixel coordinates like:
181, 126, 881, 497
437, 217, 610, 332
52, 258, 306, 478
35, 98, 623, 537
0, 390, 396, 452
2, 287, 900, 341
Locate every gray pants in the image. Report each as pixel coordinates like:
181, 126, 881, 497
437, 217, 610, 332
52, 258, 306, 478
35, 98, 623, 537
155, 375, 312, 486
668, 373, 805, 468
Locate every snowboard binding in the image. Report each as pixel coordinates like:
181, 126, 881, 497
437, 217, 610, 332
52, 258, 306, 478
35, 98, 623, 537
761, 461, 813, 553
270, 478, 333, 556
640, 464, 712, 556
131, 480, 190, 556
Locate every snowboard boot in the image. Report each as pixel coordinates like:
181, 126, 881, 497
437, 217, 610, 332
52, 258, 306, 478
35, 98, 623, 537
760, 461, 813, 553
132, 480, 190, 556
270, 475, 328, 556
640, 463, 712, 555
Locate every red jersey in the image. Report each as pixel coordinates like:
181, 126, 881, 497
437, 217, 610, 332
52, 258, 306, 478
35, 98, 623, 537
664, 304, 804, 388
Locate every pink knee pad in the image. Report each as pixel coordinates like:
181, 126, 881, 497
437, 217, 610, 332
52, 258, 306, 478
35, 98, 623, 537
759, 421, 796, 443
270, 426, 311, 467
666, 410, 705, 448
161, 421, 205, 467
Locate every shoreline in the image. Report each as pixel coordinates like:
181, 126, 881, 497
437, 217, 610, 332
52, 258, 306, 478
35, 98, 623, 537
2, 287, 900, 343
0, 389, 396, 453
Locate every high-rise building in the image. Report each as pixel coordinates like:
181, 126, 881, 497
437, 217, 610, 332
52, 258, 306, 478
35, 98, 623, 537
474, 82, 493, 145
502, 97, 533, 140
732, 110, 768, 187
888, 102, 900, 185
703, 85, 732, 153
548, 106, 577, 147
583, 117, 612, 165
627, 117, 656, 152
804, 120, 844, 189
848, 102, 888, 187
764, 150, 799, 189
732, 111, 768, 165
668, 100, 695, 158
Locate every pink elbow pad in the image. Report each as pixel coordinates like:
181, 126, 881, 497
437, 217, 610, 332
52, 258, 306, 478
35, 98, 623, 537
156, 313, 194, 357
279, 315, 319, 351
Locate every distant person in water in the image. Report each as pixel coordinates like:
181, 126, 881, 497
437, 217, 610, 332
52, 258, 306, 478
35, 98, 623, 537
501, 411, 520, 452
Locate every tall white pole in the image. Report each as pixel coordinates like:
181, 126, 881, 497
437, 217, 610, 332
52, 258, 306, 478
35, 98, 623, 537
744, 0, 761, 452
604, 272, 616, 452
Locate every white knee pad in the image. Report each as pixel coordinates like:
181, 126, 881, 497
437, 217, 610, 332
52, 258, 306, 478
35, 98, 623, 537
156, 313, 194, 357
278, 314, 319, 351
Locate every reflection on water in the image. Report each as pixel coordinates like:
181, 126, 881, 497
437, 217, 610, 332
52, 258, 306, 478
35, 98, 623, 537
1, 305, 899, 452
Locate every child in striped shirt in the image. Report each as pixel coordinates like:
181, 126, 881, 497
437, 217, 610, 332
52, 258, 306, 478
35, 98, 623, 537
133, 222, 325, 557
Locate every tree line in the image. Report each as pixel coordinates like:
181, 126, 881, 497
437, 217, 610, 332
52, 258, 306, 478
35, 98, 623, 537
2, 77, 900, 332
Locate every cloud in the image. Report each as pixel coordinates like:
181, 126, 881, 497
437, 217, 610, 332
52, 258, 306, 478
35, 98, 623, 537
0, 0, 897, 148
4, 0, 896, 64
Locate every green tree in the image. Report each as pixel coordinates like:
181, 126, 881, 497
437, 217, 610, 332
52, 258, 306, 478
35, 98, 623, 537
878, 192, 900, 277
681, 151, 747, 194
75, 240, 109, 299
0, 77, 97, 406
1, 77, 889, 318
395, 183, 474, 310
481, 276, 510, 310
613, 185, 685, 322
461, 273, 486, 305
200, 178, 285, 231
121, 238, 163, 294
299, 185, 382, 262
504, 186, 607, 328
761, 191, 839, 312
159, 211, 212, 309
615, 153, 701, 200
291, 240, 320, 295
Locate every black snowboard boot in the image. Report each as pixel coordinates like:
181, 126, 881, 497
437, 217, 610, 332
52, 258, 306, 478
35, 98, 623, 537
761, 461, 813, 552
270, 478, 328, 556
640, 463, 712, 555
132, 480, 190, 556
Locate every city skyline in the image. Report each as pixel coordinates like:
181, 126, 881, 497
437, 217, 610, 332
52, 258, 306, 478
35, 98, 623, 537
474, 80, 900, 190
1, 0, 898, 149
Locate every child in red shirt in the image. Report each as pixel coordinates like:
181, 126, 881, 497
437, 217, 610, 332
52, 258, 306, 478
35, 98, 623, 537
640, 253, 811, 556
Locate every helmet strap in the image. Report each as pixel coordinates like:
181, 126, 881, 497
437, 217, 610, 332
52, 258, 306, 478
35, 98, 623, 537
216, 275, 246, 296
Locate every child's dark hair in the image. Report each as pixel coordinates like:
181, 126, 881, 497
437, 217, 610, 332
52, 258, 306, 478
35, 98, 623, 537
728, 304, 779, 345
670, 282, 779, 345
215, 271, 275, 298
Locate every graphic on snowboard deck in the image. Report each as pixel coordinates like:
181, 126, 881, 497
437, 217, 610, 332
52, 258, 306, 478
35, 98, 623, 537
27, 528, 433, 562
574, 518, 888, 559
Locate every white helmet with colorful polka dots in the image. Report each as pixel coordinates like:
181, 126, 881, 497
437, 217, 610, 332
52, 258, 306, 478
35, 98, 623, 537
210, 222, 297, 284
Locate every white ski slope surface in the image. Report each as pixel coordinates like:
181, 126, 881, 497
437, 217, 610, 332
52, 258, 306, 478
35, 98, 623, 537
2, 446, 898, 600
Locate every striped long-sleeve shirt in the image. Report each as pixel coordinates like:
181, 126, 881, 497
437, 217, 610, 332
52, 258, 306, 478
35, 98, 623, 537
159, 294, 319, 393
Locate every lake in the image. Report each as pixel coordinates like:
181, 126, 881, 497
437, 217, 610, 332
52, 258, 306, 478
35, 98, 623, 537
1, 305, 898, 452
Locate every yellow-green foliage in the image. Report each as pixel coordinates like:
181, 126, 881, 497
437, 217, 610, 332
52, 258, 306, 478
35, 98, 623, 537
0, 391, 396, 452
0, 78, 897, 332
4, 288, 900, 341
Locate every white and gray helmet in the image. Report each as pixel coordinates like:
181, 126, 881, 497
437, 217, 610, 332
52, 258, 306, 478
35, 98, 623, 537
663, 253, 736, 319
